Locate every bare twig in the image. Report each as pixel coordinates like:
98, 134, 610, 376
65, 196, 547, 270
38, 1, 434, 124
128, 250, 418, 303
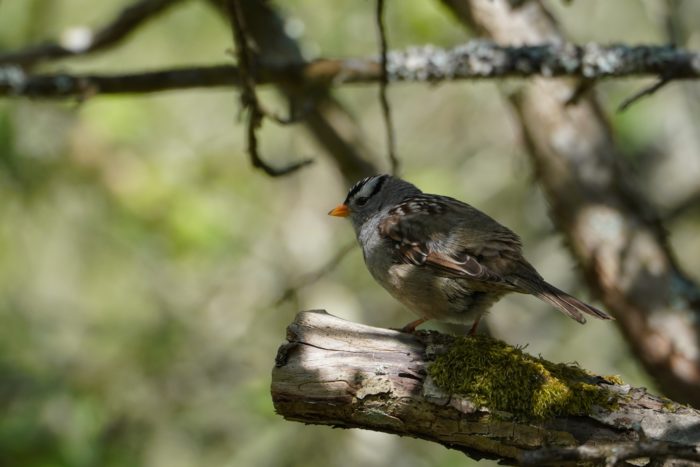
206, 0, 378, 184
617, 76, 671, 112
376, 0, 399, 175
224, 0, 312, 177
274, 242, 355, 306
224, 2, 293, 124
226, 0, 258, 108
0, 65, 243, 97
665, 187, 700, 220
244, 109, 312, 176
0, 0, 184, 68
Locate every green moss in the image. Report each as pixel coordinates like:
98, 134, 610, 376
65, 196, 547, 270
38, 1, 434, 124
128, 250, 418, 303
428, 335, 620, 420
603, 374, 624, 385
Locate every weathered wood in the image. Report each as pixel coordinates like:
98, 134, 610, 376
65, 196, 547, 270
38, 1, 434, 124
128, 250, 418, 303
271, 310, 700, 465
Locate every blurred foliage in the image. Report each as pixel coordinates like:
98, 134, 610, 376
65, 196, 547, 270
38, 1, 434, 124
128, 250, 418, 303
1, 1, 700, 466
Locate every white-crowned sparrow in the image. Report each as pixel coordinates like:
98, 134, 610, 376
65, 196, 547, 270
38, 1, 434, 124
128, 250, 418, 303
329, 174, 612, 333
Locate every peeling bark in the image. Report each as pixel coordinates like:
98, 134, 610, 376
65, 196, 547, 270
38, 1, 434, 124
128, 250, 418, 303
271, 311, 700, 465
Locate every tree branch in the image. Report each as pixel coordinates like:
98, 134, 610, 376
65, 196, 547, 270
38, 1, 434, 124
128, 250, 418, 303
440, 0, 700, 408
272, 311, 700, 465
0, 0, 184, 68
375, 0, 399, 175
0, 65, 241, 97
273, 242, 355, 306
223, 0, 312, 177
617, 76, 672, 112
4, 42, 700, 98
665, 187, 700, 221
207, 0, 378, 183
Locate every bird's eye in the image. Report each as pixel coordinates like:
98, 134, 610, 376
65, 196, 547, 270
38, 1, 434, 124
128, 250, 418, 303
356, 196, 369, 206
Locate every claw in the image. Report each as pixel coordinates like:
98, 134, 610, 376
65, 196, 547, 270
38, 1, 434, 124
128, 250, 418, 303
400, 317, 428, 333
468, 316, 482, 336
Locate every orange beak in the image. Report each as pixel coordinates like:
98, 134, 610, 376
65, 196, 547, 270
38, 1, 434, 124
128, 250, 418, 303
328, 204, 349, 217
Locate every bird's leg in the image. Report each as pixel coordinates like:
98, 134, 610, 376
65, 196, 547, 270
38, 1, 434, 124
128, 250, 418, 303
400, 317, 428, 333
468, 316, 482, 336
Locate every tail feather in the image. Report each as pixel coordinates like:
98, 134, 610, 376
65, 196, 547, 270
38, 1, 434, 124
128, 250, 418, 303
517, 281, 612, 324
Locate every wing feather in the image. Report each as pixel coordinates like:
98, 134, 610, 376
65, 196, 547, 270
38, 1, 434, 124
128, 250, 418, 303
378, 195, 520, 283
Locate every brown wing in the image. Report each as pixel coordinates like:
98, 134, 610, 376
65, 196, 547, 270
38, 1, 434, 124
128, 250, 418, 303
378, 195, 521, 284
378, 195, 613, 323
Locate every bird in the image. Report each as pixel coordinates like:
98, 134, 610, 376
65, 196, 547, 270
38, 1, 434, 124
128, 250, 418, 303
328, 174, 612, 334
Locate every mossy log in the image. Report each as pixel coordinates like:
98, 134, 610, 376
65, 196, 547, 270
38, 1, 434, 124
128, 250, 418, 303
271, 311, 700, 466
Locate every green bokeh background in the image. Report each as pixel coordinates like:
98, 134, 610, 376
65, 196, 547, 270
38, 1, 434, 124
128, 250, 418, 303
2, 1, 700, 466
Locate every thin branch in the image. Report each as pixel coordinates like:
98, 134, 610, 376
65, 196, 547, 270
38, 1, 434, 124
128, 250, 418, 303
0, 0, 184, 68
274, 242, 355, 306
617, 76, 671, 112
5, 42, 700, 99
375, 0, 399, 175
224, 0, 312, 177
0, 65, 242, 97
224, 0, 305, 125
243, 109, 312, 176
665, 187, 700, 220
206, 0, 378, 184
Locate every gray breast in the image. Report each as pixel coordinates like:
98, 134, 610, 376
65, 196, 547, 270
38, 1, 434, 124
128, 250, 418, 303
357, 214, 498, 324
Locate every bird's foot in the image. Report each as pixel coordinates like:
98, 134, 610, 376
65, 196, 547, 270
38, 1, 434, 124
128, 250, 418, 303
398, 317, 428, 333
467, 317, 482, 336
